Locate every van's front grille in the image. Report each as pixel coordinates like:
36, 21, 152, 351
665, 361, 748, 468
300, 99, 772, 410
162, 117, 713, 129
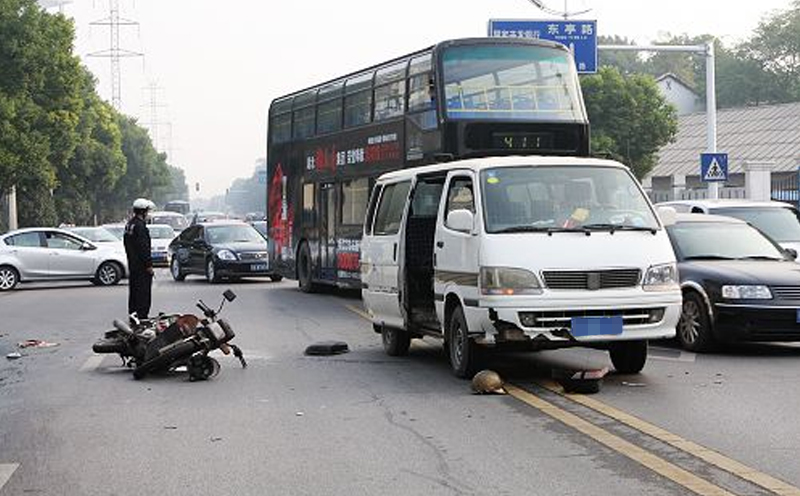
519, 308, 665, 329
542, 269, 641, 290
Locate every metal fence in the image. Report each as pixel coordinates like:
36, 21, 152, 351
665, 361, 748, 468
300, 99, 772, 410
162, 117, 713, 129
648, 187, 747, 204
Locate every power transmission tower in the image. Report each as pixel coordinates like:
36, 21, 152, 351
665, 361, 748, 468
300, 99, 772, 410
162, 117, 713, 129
88, 0, 143, 109
37, 0, 72, 13
141, 81, 168, 153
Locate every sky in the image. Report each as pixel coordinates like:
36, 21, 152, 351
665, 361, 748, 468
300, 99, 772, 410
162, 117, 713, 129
49, 0, 793, 200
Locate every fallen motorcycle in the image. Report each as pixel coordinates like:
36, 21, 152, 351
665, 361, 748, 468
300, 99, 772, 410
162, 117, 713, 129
92, 289, 246, 381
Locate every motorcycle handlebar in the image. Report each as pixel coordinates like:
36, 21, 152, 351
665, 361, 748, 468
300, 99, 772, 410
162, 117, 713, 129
196, 301, 215, 319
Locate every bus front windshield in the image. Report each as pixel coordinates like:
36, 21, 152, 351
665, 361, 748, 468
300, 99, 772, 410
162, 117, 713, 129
481, 166, 659, 234
443, 44, 585, 122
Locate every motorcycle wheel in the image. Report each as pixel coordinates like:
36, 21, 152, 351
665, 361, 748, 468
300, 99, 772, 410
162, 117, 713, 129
133, 340, 197, 380
188, 355, 220, 381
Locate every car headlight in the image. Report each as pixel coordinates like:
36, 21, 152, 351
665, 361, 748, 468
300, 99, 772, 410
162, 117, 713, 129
216, 249, 237, 261
480, 267, 542, 296
643, 263, 679, 292
721, 285, 772, 299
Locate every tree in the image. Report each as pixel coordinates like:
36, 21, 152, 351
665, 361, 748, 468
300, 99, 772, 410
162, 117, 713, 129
0, 0, 85, 226
598, 35, 646, 75
581, 67, 678, 179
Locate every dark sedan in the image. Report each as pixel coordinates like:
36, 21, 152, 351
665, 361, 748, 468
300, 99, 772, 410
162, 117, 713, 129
668, 213, 800, 351
169, 221, 281, 283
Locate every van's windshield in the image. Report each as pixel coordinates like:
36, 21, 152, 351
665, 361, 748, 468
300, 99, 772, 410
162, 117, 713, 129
480, 166, 659, 234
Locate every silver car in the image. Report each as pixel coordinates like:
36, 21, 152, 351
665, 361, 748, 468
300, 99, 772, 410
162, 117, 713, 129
0, 228, 129, 291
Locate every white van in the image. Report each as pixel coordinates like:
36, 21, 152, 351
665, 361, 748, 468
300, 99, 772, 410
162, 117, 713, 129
361, 156, 681, 377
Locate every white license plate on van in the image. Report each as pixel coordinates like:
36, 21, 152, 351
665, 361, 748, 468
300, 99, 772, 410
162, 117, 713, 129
571, 316, 623, 337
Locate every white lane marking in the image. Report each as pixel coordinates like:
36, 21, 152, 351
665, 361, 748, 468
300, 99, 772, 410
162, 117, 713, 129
649, 347, 697, 363
0, 464, 19, 491
80, 355, 105, 372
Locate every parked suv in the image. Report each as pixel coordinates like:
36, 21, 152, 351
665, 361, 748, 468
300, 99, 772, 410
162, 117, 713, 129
656, 199, 800, 253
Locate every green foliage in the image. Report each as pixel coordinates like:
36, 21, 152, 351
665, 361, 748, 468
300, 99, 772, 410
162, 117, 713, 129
1, 0, 187, 227
582, 67, 678, 179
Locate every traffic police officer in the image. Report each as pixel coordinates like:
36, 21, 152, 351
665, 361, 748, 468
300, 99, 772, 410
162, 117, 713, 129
125, 198, 155, 321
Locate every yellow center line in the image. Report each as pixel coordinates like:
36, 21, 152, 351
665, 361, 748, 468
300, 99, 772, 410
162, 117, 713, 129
344, 304, 371, 322
505, 384, 736, 496
536, 380, 800, 496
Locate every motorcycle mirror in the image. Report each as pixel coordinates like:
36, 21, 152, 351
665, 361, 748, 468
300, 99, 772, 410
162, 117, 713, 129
223, 289, 237, 302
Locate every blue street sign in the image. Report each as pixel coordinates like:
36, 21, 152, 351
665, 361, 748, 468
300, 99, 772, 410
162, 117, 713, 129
700, 153, 728, 182
488, 19, 597, 73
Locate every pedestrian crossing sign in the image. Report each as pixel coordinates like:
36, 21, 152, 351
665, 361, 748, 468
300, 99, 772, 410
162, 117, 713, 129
701, 153, 728, 182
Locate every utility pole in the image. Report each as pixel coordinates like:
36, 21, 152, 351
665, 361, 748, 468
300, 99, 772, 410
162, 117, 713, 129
7, 186, 18, 231
88, 0, 143, 109
598, 43, 719, 199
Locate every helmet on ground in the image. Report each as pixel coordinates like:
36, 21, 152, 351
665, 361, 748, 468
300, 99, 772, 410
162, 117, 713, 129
132, 198, 155, 211
471, 369, 507, 395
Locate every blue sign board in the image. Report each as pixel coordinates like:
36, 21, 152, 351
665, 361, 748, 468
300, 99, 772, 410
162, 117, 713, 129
700, 153, 728, 182
488, 19, 597, 73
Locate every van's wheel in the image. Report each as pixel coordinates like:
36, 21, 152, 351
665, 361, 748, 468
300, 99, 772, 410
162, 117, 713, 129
95, 262, 122, 286
382, 325, 411, 356
297, 242, 317, 293
0, 265, 20, 291
448, 306, 478, 378
171, 257, 186, 282
609, 340, 648, 374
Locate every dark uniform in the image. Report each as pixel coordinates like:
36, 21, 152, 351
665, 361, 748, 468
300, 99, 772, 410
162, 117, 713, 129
124, 215, 153, 320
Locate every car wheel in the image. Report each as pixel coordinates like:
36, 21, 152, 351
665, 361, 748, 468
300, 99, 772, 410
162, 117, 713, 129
95, 262, 122, 286
206, 259, 219, 284
0, 265, 19, 291
269, 274, 283, 282
297, 242, 317, 293
171, 257, 186, 282
448, 305, 478, 378
381, 325, 411, 356
609, 340, 648, 374
678, 292, 715, 352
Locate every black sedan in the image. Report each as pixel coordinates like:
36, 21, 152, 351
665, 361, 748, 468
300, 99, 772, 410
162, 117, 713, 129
668, 213, 800, 351
169, 221, 281, 283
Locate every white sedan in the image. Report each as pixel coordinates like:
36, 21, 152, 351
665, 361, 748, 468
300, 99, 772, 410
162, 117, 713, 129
0, 228, 128, 291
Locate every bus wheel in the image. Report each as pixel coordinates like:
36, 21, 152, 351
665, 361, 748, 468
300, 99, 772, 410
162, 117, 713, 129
297, 242, 317, 293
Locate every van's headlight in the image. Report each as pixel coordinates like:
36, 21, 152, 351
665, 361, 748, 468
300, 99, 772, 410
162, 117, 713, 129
722, 285, 772, 299
480, 267, 542, 295
643, 263, 678, 291
216, 249, 237, 261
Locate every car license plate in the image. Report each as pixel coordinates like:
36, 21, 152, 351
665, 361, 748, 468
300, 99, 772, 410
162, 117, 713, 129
251, 263, 268, 272
571, 316, 623, 337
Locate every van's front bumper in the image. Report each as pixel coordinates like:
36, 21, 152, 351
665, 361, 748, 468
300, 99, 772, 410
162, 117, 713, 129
466, 291, 682, 345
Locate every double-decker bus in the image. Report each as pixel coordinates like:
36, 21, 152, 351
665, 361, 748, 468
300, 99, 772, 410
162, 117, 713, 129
267, 37, 589, 291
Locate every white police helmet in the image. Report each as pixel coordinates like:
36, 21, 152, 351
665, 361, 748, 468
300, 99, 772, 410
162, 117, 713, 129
132, 198, 155, 211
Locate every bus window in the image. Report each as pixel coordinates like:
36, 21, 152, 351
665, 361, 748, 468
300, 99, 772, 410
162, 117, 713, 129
409, 53, 432, 76
345, 90, 371, 128
317, 100, 342, 134
293, 106, 315, 139
341, 178, 370, 225
375, 80, 406, 121
376, 60, 407, 85
442, 44, 582, 121
272, 113, 292, 144
303, 183, 315, 223
408, 73, 434, 113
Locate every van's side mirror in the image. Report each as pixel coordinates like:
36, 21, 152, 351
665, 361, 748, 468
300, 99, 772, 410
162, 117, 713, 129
657, 206, 677, 227
446, 209, 474, 233
785, 248, 798, 260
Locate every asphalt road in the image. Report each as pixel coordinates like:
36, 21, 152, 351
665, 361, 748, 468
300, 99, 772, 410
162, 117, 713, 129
1, 271, 799, 495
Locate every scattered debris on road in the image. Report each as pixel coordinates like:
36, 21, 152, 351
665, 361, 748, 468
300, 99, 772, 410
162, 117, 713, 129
6, 352, 22, 360
304, 340, 349, 356
554, 368, 608, 394
622, 381, 647, 387
18, 339, 59, 349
